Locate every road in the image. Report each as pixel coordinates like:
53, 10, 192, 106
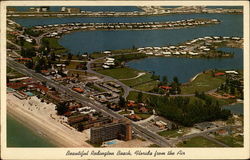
7, 58, 172, 147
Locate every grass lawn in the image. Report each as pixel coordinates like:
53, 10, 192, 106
133, 80, 159, 92
136, 113, 152, 119
97, 67, 140, 79
177, 136, 223, 147
119, 110, 131, 115
133, 107, 152, 119
208, 95, 236, 106
121, 73, 151, 86
19, 41, 34, 49
180, 72, 226, 94
7, 67, 25, 78
158, 129, 187, 138
67, 70, 95, 77
42, 38, 67, 54
127, 91, 158, 102
89, 85, 106, 92
66, 61, 81, 70
90, 53, 106, 59
215, 135, 243, 147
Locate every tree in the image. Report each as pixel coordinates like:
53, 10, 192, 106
132, 45, 136, 50
77, 123, 84, 132
67, 53, 73, 60
230, 86, 235, 95
55, 102, 68, 115
34, 64, 41, 73
118, 96, 126, 108
162, 76, 168, 85
137, 92, 143, 103
19, 37, 25, 47
173, 76, 179, 84
25, 60, 34, 69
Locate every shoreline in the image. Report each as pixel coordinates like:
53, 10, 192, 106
7, 93, 92, 148
7, 112, 57, 147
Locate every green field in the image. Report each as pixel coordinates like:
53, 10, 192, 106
133, 81, 159, 92
7, 67, 25, 78
177, 136, 223, 147
158, 129, 187, 138
127, 91, 158, 102
42, 38, 67, 54
215, 135, 243, 147
121, 73, 158, 90
90, 53, 106, 59
181, 72, 225, 94
65, 61, 81, 69
97, 67, 140, 79
118, 110, 131, 115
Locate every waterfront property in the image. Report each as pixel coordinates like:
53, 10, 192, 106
90, 119, 132, 144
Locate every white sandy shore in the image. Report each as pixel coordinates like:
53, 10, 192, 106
7, 93, 92, 147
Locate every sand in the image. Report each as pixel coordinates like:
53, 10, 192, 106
7, 93, 92, 147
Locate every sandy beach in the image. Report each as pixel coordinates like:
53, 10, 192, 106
7, 93, 92, 147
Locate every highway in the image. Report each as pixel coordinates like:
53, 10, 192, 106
7, 58, 172, 147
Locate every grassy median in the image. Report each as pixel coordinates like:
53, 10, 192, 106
177, 136, 223, 147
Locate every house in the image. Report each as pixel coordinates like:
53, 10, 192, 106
67, 7, 81, 14
225, 70, 238, 75
7, 82, 27, 90
13, 91, 28, 100
155, 120, 167, 129
216, 129, 229, 136
47, 91, 62, 102
139, 107, 149, 113
194, 122, 216, 131
41, 70, 50, 76
72, 87, 84, 93
127, 114, 142, 121
103, 51, 111, 54
69, 103, 82, 111
159, 86, 172, 90
127, 101, 137, 108
36, 84, 49, 94
214, 72, 225, 76
63, 111, 72, 117
109, 104, 121, 111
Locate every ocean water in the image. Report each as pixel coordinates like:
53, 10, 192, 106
7, 114, 56, 147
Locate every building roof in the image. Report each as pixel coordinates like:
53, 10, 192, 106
215, 72, 225, 76
139, 107, 149, 113
7, 82, 27, 90
15, 58, 32, 61
128, 114, 142, 120
36, 84, 49, 93
127, 101, 136, 107
72, 87, 84, 93
159, 86, 172, 90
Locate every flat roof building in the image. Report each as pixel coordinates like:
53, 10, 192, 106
90, 119, 132, 144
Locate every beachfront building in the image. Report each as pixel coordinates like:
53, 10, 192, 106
90, 119, 132, 144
